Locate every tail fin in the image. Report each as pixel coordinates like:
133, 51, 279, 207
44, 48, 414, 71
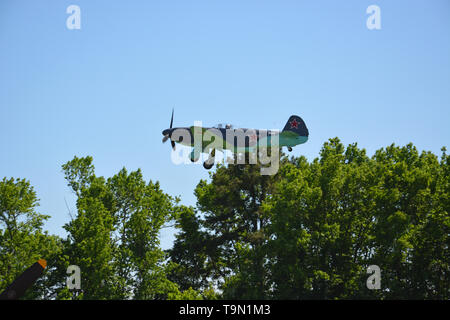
282, 115, 309, 137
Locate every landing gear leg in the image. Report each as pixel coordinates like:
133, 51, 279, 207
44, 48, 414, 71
190, 148, 200, 163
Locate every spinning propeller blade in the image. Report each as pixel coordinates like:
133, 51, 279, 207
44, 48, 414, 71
162, 108, 176, 150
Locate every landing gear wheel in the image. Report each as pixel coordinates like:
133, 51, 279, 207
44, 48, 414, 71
288, 147, 293, 152
203, 149, 215, 169
190, 154, 199, 163
203, 160, 214, 170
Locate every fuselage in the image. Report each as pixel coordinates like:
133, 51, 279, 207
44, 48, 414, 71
162, 126, 308, 153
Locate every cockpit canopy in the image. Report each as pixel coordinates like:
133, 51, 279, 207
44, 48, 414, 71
216, 123, 233, 129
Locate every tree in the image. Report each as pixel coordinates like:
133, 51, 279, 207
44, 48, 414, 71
170, 139, 449, 299
169, 158, 282, 299
59, 156, 183, 299
264, 139, 449, 299
167, 205, 210, 292
264, 139, 377, 299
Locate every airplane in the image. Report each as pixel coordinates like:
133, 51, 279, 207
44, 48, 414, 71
162, 110, 309, 170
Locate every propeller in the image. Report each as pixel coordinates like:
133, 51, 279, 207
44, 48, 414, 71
162, 109, 176, 150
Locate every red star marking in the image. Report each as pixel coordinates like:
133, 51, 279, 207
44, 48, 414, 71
290, 119, 299, 129
249, 134, 257, 143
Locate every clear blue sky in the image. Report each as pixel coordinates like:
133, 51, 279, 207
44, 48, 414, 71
1, 0, 449, 249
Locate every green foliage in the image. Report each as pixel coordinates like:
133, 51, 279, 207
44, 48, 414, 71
168, 287, 204, 300
167, 205, 210, 291
170, 161, 280, 299
2, 139, 448, 300
57, 157, 185, 299
171, 139, 449, 299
